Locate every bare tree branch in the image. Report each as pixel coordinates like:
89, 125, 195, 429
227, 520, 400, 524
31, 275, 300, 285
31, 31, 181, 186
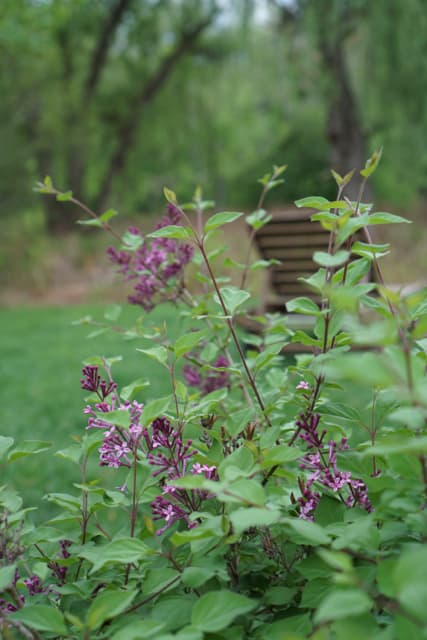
84, 0, 133, 102
94, 8, 217, 211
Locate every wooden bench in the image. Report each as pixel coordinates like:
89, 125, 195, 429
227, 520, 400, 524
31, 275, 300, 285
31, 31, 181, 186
253, 207, 369, 314
239, 207, 374, 353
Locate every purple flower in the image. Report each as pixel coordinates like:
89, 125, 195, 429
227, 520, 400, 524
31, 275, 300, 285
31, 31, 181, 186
59, 539, 72, 559
295, 477, 321, 521
295, 412, 372, 519
23, 575, 45, 596
108, 205, 194, 311
184, 354, 231, 395
145, 418, 218, 534
80, 365, 117, 400
183, 365, 202, 387
99, 427, 132, 468
296, 381, 310, 390
151, 496, 196, 535
81, 366, 144, 468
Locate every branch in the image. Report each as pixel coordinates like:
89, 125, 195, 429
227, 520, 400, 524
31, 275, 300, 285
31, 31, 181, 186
94, 8, 217, 211
83, 0, 133, 102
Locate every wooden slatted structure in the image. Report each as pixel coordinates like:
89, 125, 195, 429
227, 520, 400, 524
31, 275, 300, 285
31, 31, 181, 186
253, 207, 367, 314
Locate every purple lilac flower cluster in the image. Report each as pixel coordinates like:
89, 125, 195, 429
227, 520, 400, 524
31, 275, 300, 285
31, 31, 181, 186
107, 203, 194, 311
0, 514, 24, 616
81, 365, 143, 468
0, 540, 72, 619
293, 412, 372, 520
0, 573, 24, 616
144, 417, 218, 535
183, 354, 230, 395
81, 366, 218, 534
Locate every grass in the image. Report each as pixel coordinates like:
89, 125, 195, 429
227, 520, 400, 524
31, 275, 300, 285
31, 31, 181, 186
0, 303, 181, 519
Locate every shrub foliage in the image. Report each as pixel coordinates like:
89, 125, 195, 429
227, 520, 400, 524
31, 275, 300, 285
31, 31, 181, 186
1, 157, 427, 639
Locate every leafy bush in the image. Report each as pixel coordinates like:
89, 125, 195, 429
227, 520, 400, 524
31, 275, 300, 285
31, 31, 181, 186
1, 156, 427, 639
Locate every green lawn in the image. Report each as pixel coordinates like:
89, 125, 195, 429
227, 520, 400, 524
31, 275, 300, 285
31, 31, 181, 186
0, 304, 179, 518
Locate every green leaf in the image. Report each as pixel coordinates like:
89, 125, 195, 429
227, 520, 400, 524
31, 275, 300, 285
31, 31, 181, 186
230, 507, 281, 534
149, 225, 191, 240
292, 330, 321, 347
94, 409, 131, 429
163, 187, 177, 204
286, 297, 320, 315
263, 586, 297, 606
44, 492, 81, 512
100, 208, 119, 222
143, 568, 180, 597
78, 217, 103, 227
122, 230, 144, 250
141, 396, 171, 425
273, 163, 288, 177
331, 516, 379, 552
314, 589, 372, 623
56, 190, 73, 202
331, 614, 383, 640
300, 578, 334, 609
331, 169, 343, 186
393, 545, 427, 622
120, 378, 150, 402
388, 406, 427, 430
182, 566, 216, 588
191, 591, 257, 632
295, 196, 330, 209
10, 605, 68, 635
361, 434, 427, 456
311, 211, 338, 231
219, 446, 256, 477
87, 589, 138, 630
78, 537, 152, 573
260, 444, 303, 467
0, 565, 16, 590
170, 476, 209, 491
246, 209, 272, 230
104, 304, 122, 321
0, 487, 23, 512
313, 250, 350, 268
360, 148, 382, 178
220, 478, 265, 506
111, 619, 167, 640
8, 440, 51, 461
151, 595, 195, 632
367, 212, 411, 225
351, 241, 390, 260
255, 615, 311, 638
215, 286, 250, 314
54, 444, 82, 465
205, 211, 243, 232
0, 435, 14, 460
282, 518, 331, 545
137, 346, 169, 367
341, 169, 355, 187
174, 330, 207, 360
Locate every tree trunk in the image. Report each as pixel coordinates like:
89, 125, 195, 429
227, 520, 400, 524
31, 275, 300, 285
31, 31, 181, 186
323, 40, 369, 200
94, 12, 216, 212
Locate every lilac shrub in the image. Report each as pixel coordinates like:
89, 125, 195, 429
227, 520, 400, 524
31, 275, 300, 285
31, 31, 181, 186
4, 161, 426, 638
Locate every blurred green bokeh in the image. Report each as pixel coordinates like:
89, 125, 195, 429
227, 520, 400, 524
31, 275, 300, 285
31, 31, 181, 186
1, 0, 426, 246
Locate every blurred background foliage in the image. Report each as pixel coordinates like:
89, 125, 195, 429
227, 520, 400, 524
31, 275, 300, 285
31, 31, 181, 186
1, 0, 427, 297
